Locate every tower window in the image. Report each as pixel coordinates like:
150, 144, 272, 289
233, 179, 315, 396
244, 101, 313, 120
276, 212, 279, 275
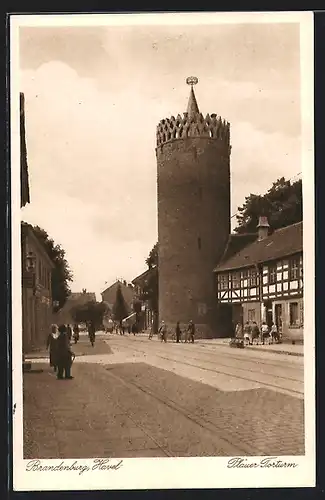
198, 237, 201, 250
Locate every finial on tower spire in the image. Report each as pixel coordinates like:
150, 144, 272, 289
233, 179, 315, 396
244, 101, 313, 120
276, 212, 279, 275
186, 76, 199, 118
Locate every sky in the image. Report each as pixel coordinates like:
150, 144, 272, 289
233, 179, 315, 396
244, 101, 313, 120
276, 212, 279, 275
19, 20, 302, 300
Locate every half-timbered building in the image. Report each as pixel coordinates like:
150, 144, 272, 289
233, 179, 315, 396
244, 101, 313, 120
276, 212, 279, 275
214, 219, 303, 343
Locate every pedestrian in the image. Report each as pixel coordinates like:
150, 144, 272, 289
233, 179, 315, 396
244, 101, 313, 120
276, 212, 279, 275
187, 320, 195, 344
132, 323, 137, 336
73, 323, 80, 344
128, 324, 131, 334
251, 322, 260, 344
243, 321, 252, 345
148, 322, 153, 340
175, 321, 182, 343
56, 324, 75, 380
270, 322, 279, 343
88, 322, 96, 347
261, 321, 270, 345
235, 322, 243, 339
159, 320, 167, 343
66, 324, 72, 342
47, 324, 59, 372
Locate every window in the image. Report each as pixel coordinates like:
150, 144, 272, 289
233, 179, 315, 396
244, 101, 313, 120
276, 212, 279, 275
219, 274, 228, 290
289, 302, 299, 327
231, 272, 240, 289
248, 309, 256, 322
269, 264, 277, 284
300, 302, 304, 327
242, 270, 248, 280
290, 258, 299, 280
248, 268, 257, 287
198, 237, 201, 250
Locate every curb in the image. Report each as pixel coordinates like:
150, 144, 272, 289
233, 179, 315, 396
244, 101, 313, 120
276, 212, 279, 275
245, 346, 303, 357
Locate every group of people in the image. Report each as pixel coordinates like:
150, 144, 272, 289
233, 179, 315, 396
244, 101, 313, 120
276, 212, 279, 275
114, 323, 138, 336
236, 320, 281, 345
46, 324, 76, 380
152, 320, 196, 343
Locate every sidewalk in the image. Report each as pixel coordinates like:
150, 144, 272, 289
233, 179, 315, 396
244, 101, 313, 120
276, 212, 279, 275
23, 360, 304, 459
128, 332, 304, 357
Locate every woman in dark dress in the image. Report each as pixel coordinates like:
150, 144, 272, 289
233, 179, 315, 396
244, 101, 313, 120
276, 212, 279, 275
47, 324, 59, 372
56, 324, 75, 380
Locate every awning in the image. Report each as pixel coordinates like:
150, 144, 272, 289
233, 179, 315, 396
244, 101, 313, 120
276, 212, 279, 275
122, 313, 136, 324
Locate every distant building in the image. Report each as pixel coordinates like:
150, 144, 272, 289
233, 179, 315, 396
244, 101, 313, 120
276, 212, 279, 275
132, 268, 157, 331
101, 280, 135, 316
21, 223, 55, 352
54, 291, 96, 325
214, 219, 303, 343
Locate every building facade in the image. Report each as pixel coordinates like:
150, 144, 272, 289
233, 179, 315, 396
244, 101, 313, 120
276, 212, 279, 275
214, 221, 303, 343
101, 280, 135, 316
21, 223, 55, 353
156, 79, 231, 337
132, 268, 157, 331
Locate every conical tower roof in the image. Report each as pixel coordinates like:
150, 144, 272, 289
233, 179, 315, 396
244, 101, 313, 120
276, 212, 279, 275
186, 85, 200, 118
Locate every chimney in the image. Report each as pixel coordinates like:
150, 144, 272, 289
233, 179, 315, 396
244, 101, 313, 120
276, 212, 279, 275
257, 216, 270, 241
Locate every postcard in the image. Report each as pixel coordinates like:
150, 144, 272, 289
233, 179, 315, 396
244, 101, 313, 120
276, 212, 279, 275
11, 11, 315, 490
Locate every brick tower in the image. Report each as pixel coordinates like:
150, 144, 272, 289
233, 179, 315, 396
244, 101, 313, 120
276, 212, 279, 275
156, 77, 231, 337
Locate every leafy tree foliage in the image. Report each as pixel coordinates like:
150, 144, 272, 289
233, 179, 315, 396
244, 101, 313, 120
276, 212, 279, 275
235, 177, 302, 234
112, 284, 129, 323
31, 225, 73, 310
70, 300, 108, 329
145, 242, 158, 269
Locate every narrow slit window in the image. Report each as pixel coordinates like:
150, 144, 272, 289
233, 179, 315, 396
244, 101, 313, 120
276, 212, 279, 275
198, 237, 201, 250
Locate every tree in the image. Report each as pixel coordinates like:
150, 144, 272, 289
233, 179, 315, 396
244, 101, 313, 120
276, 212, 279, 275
112, 284, 129, 324
234, 177, 302, 234
31, 225, 73, 311
145, 242, 158, 269
70, 300, 108, 329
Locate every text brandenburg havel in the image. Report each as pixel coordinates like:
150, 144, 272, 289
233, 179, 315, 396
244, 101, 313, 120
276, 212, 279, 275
25, 459, 123, 476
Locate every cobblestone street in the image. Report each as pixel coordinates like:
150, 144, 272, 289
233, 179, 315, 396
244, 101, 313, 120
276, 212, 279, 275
23, 333, 304, 459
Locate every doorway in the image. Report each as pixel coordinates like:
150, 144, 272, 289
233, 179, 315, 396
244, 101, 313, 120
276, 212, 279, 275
274, 304, 283, 334
264, 300, 273, 328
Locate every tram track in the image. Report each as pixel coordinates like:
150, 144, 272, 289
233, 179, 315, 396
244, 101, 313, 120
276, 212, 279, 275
111, 342, 303, 398
123, 336, 303, 371
126, 343, 303, 383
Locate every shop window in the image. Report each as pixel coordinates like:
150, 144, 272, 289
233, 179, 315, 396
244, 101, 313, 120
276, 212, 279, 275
248, 309, 256, 322
289, 302, 299, 327
231, 272, 240, 289
269, 264, 277, 284
290, 258, 299, 280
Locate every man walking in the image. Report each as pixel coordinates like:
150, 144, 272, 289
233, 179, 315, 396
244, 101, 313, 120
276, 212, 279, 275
159, 320, 167, 343
187, 320, 195, 344
175, 321, 182, 343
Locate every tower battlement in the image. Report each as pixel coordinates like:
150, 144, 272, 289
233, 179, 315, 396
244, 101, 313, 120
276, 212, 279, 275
156, 112, 230, 148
